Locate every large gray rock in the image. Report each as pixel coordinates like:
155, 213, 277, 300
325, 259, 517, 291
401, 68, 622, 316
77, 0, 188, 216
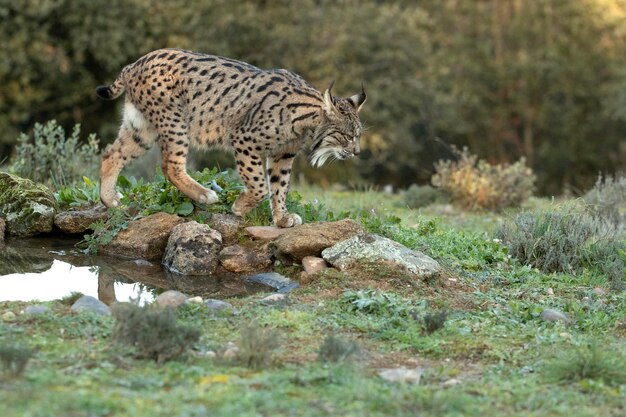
540, 309, 571, 324
70, 295, 111, 316
101, 212, 184, 260
54, 205, 108, 234
162, 221, 223, 275
23, 304, 51, 316
0, 172, 57, 237
322, 233, 441, 279
219, 244, 272, 273
210, 213, 243, 245
271, 219, 365, 262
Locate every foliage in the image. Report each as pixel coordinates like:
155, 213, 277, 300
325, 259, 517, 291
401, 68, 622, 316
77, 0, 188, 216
420, 311, 449, 335
111, 303, 200, 363
317, 334, 361, 364
584, 174, 626, 229
9, 120, 101, 189
544, 343, 626, 386
235, 322, 281, 370
0, 344, 35, 378
55, 176, 100, 207
403, 184, 447, 209
432, 147, 535, 211
495, 203, 625, 286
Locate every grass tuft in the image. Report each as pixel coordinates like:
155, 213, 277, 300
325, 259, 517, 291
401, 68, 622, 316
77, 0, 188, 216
0, 344, 35, 378
317, 334, 361, 363
235, 322, 281, 369
111, 303, 200, 363
544, 343, 626, 386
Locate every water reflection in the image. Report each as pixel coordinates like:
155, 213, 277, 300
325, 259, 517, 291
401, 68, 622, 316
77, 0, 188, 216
0, 236, 270, 304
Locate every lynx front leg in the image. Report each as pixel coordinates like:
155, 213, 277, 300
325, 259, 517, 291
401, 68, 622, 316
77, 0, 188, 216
267, 152, 301, 228
232, 150, 268, 217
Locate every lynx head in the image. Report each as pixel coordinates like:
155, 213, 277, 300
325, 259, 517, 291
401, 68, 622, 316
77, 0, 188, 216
310, 81, 367, 167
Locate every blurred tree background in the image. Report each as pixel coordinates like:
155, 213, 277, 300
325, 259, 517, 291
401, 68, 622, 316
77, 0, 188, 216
1, 0, 625, 195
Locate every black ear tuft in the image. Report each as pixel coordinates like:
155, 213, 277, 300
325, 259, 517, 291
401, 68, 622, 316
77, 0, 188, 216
348, 83, 367, 112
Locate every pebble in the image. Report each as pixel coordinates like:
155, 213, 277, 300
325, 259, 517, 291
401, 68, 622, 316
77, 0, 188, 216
70, 296, 111, 316
441, 378, 462, 388
260, 293, 286, 304
540, 309, 570, 324
155, 290, 188, 309
23, 304, 51, 316
204, 299, 233, 312
378, 367, 422, 384
223, 342, 239, 358
301, 256, 328, 275
546, 288, 554, 296
186, 296, 204, 304
592, 287, 607, 296
2, 311, 16, 321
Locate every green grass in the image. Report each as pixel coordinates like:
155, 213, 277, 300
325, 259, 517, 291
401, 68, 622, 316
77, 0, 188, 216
2, 185, 626, 416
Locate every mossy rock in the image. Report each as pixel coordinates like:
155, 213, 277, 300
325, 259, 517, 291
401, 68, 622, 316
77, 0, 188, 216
0, 172, 57, 237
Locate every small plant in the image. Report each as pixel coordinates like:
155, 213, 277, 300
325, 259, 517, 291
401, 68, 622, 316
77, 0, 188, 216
421, 310, 449, 335
495, 203, 624, 281
544, 343, 626, 386
317, 334, 361, 363
432, 147, 535, 211
10, 120, 101, 189
0, 344, 35, 378
111, 303, 200, 363
403, 184, 447, 209
236, 322, 281, 369
584, 174, 626, 228
55, 176, 100, 207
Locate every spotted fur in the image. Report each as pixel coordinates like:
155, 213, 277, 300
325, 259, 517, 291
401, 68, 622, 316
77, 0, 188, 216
97, 48, 366, 227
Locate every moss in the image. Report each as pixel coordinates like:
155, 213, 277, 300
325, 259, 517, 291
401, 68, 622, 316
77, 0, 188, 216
0, 172, 57, 237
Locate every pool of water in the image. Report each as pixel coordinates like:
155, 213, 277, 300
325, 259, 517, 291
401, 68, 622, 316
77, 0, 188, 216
0, 235, 270, 304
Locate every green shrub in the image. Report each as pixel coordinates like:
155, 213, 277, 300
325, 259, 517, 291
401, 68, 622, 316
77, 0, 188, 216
10, 120, 101, 189
317, 334, 361, 363
495, 203, 625, 286
584, 174, 626, 228
403, 184, 447, 209
544, 343, 626, 386
432, 147, 535, 211
421, 310, 449, 335
111, 303, 200, 363
235, 322, 281, 369
0, 344, 35, 378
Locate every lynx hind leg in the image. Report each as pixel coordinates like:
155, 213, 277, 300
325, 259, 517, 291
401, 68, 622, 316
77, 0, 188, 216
100, 102, 156, 207
159, 132, 218, 205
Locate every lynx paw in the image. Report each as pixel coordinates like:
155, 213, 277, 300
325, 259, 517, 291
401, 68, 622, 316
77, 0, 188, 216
101, 190, 123, 208
275, 213, 302, 228
197, 189, 219, 205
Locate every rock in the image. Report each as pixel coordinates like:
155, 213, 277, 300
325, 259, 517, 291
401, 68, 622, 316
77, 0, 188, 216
162, 221, 223, 275
223, 342, 239, 358
219, 244, 272, 273
101, 212, 184, 260
155, 290, 188, 309
54, 205, 108, 234
23, 304, 51, 316
322, 233, 440, 279
272, 219, 365, 262
210, 213, 243, 244
540, 309, 571, 324
204, 299, 233, 312
378, 367, 422, 384
441, 378, 462, 388
260, 293, 287, 304
2, 311, 16, 321
546, 287, 554, 296
246, 272, 299, 293
592, 287, 607, 296
245, 226, 289, 240
0, 217, 5, 242
302, 256, 328, 275
70, 295, 111, 316
0, 172, 57, 237
186, 296, 204, 304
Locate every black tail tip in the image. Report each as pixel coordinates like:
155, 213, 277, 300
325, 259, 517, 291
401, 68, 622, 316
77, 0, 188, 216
95, 85, 112, 100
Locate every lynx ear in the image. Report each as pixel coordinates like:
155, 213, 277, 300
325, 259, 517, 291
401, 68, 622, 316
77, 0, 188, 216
322, 80, 337, 117
348, 83, 367, 112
